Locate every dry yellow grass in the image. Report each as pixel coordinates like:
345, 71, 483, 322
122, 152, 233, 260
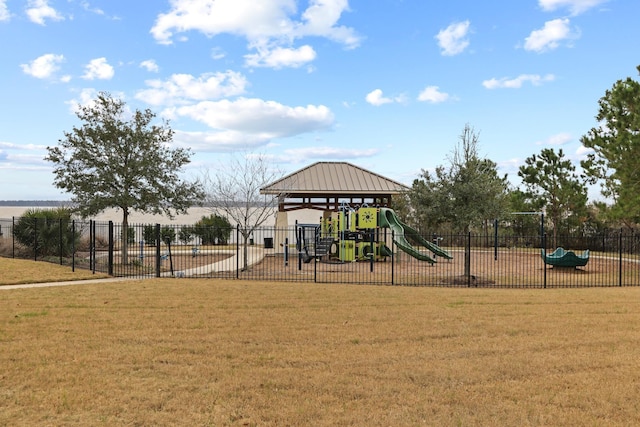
2, 277, 640, 426
0, 257, 108, 285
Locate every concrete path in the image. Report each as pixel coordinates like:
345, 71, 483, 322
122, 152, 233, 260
2, 247, 269, 288
0, 277, 134, 290
163, 246, 266, 277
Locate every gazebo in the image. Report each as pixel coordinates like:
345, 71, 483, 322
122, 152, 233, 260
260, 161, 410, 248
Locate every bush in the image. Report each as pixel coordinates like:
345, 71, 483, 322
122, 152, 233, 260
161, 226, 176, 245
192, 214, 232, 245
179, 226, 194, 245
12, 208, 80, 257
143, 225, 155, 245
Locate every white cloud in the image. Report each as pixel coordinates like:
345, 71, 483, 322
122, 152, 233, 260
150, 0, 360, 68
536, 132, 573, 145
65, 88, 98, 114
173, 129, 273, 152
0, 141, 46, 151
435, 20, 471, 56
140, 59, 159, 73
20, 53, 64, 79
297, 0, 360, 48
245, 44, 317, 69
524, 18, 578, 52
365, 89, 406, 106
136, 71, 248, 106
482, 74, 555, 89
496, 158, 526, 179
175, 98, 334, 138
211, 47, 226, 60
172, 128, 352, 154
539, 0, 609, 15
417, 86, 450, 103
279, 146, 380, 163
0, 141, 50, 170
80, 0, 105, 16
0, 0, 10, 21
365, 89, 392, 106
82, 57, 115, 80
26, 0, 64, 25
576, 144, 594, 157
65, 89, 129, 115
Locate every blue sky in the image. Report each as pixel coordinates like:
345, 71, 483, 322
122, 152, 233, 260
1, 0, 638, 200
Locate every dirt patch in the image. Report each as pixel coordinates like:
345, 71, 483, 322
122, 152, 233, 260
243, 249, 639, 287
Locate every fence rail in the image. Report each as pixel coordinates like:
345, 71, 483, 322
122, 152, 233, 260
2, 217, 640, 288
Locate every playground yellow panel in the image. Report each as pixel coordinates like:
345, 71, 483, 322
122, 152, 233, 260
358, 207, 378, 229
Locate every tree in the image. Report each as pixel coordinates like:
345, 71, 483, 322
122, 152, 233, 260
160, 226, 176, 245
46, 92, 204, 264
518, 148, 588, 247
202, 153, 286, 270
506, 189, 545, 240
143, 225, 156, 246
192, 214, 232, 245
410, 124, 510, 234
178, 226, 194, 245
408, 165, 450, 232
580, 65, 640, 227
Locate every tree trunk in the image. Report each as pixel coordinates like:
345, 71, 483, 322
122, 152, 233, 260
242, 233, 249, 271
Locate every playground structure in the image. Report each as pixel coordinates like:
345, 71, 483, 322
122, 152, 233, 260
541, 247, 590, 268
297, 204, 452, 264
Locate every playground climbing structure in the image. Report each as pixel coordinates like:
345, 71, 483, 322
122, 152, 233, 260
298, 204, 452, 264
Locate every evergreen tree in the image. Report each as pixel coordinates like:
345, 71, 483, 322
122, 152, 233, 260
581, 65, 640, 227
518, 148, 588, 247
46, 92, 204, 264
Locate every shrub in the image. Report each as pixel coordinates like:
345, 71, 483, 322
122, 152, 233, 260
161, 226, 176, 245
12, 208, 80, 257
192, 214, 232, 245
179, 226, 194, 245
143, 225, 155, 245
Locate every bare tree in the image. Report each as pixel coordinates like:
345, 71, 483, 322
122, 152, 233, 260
202, 153, 287, 270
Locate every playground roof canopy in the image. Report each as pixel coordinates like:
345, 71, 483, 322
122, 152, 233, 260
260, 161, 410, 211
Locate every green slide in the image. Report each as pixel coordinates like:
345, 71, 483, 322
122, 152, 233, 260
379, 208, 453, 263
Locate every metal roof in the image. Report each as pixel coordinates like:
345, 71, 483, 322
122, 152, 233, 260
260, 161, 410, 195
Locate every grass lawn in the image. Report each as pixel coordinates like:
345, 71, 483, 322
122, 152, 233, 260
0, 257, 109, 286
2, 270, 640, 425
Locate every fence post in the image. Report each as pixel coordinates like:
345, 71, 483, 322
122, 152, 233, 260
72, 220, 75, 272
391, 229, 395, 285
297, 226, 303, 271
12, 217, 15, 258
314, 238, 318, 283
543, 233, 547, 289
91, 220, 96, 274
619, 229, 623, 287
33, 217, 38, 261
466, 231, 471, 287
369, 230, 374, 273
236, 225, 240, 279
59, 218, 63, 265
284, 237, 289, 266
91, 220, 98, 274
155, 224, 161, 278
494, 219, 498, 261
108, 221, 114, 276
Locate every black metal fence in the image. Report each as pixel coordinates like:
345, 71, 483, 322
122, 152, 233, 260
2, 217, 640, 288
